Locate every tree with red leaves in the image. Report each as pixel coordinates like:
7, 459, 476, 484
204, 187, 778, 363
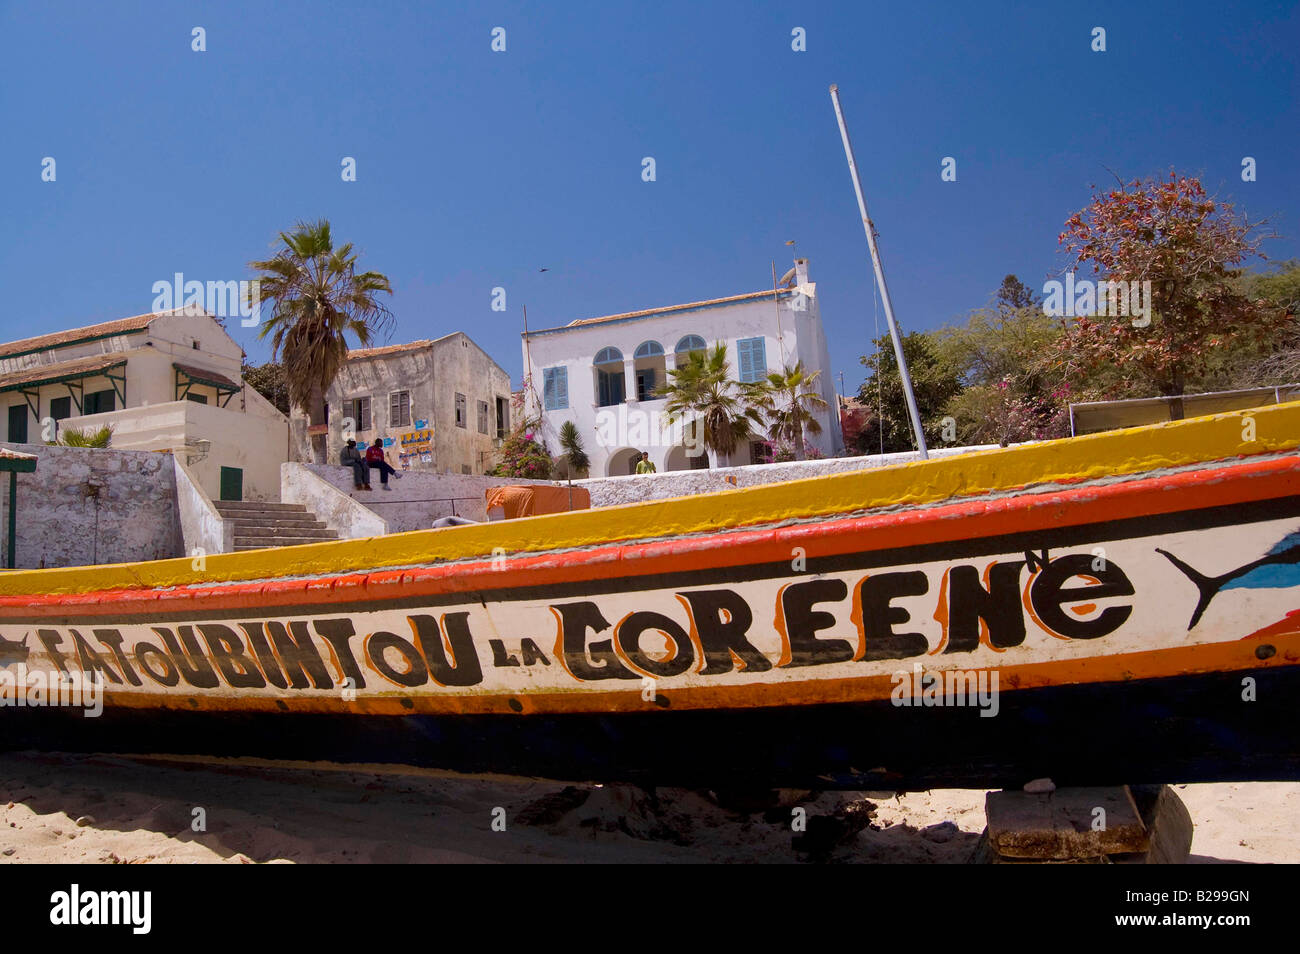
1050, 172, 1290, 417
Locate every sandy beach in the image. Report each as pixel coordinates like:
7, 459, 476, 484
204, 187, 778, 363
1, 751, 1295, 864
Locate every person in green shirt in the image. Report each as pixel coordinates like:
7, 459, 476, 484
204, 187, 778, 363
635, 451, 657, 474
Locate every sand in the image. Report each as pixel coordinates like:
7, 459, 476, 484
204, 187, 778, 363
0, 751, 1294, 863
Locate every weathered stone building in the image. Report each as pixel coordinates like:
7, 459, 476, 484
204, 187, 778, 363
292, 332, 512, 476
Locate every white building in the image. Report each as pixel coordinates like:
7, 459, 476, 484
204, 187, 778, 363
522, 259, 844, 475
0, 306, 288, 501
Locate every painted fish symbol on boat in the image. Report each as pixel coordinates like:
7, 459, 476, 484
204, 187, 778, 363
1157, 530, 1300, 630
0, 632, 29, 667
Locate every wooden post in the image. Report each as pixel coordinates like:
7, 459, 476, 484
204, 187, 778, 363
972, 784, 1193, 863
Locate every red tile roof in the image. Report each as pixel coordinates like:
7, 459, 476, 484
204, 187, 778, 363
0, 306, 209, 359
346, 340, 433, 361
0, 353, 128, 392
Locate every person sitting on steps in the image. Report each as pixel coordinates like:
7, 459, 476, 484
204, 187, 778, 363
340, 439, 369, 490
366, 438, 402, 490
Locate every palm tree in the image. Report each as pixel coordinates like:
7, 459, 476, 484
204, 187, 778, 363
248, 220, 393, 461
660, 343, 764, 467
758, 362, 828, 460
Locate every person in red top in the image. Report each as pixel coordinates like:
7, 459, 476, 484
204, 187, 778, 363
365, 438, 401, 490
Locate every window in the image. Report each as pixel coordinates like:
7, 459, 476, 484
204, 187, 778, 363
495, 396, 509, 438
461, 465, 472, 475
477, 400, 489, 434
83, 389, 116, 415
543, 367, 568, 410
344, 396, 371, 432
594, 347, 625, 408
455, 393, 467, 429
750, 440, 773, 465
186, 392, 208, 404
636, 368, 657, 401
634, 341, 663, 359
49, 396, 71, 421
675, 335, 706, 355
737, 337, 767, 383
7, 405, 27, 444
191, 341, 200, 350
389, 391, 411, 428
597, 368, 625, 407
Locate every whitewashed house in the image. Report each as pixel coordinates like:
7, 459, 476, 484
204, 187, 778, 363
521, 259, 843, 475
0, 306, 288, 500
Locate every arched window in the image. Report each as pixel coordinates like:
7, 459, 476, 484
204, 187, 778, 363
634, 340, 664, 359
594, 346, 623, 365
674, 335, 706, 354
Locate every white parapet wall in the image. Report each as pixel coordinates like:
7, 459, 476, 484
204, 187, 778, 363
174, 455, 233, 555
288, 463, 555, 532
0, 442, 182, 568
573, 446, 1001, 507
282, 463, 389, 540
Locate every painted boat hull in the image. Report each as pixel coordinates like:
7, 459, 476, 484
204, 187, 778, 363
3, 405, 1300, 790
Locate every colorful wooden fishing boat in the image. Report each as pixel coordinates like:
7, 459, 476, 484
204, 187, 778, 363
2, 403, 1299, 791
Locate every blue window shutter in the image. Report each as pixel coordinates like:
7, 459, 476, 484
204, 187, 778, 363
557, 367, 568, 408
737, 337, 766, 383
750, 338, 766, 380
543, 369, 556, 409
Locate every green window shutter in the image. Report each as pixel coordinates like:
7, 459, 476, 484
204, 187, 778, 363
219, 466, 243, 501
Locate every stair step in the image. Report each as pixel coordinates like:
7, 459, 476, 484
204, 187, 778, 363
233, 535, 339, 549
215, 501, 308, 512
225, 517, 326, 529
233, 527, 337, 539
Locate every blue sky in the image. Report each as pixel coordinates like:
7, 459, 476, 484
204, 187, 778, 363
2, 0, 1296, 393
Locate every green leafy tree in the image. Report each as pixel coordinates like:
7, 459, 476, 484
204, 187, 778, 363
660, 342, 765, 467
935, 275, 1070, 445
756, 362, 828, 461
248, 219, 393, 460
856, 331, 962, 454
556, 419, 590, 479
54, 425, 114, 448
241, 361, 290, 414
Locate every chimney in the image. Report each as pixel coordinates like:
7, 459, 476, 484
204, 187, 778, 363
794, 258, 810, 286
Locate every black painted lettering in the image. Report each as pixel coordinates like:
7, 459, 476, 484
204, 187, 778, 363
550, 602, 639, 681
152, 626, 219, 688
409, 614, 484, 687
678, 590, 771, 674
616, 611, 694, 678
264, 621, 334, 690
856, 572, 930, 661
198, 624, 267, 689
69, 628, 122, 684
94, 629, 141, 686
366, 631, 430, 687
490, 639, 521, 667
134, 640, 180, 687
313, 618, 367, 689
1030, 553, 1133, 639
944, 562, 1026, 653
239, 622, 289, 689
35, 629, 69, 674
519, 638, 550, 666
779, 579, 855, 668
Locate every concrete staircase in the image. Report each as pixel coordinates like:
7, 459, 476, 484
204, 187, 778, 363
213, 500, 340, 551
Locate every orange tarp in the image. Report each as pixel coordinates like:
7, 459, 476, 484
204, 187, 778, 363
486, 484, 590, 519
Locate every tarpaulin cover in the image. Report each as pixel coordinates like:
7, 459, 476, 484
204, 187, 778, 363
485, 484, 591, 519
